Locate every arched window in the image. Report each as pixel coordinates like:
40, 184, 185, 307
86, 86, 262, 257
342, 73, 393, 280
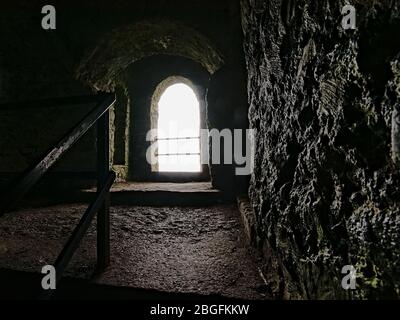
155, 83, 201, 172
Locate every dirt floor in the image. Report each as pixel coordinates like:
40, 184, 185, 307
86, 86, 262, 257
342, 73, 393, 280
0, 204, 269, 300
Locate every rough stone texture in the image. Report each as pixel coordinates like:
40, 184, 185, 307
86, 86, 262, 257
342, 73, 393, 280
241, 0, 400, 299
76, 20, 224, 91
0, 204, 270, 300
237, 196, 258, 246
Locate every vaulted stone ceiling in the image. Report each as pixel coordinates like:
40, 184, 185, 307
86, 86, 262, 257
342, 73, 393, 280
76, 20, 224, 91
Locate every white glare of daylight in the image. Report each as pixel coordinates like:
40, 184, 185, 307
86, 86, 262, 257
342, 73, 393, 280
157, 83, 201, 172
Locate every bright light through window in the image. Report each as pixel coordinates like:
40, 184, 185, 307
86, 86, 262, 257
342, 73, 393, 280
157, 83, 201, 172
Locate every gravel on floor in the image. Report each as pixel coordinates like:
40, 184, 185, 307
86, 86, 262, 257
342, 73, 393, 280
0, 204, 270, 300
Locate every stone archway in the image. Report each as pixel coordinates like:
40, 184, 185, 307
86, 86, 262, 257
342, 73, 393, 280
76, 20, 224, 91
149, 76, 204, 173
75, 20, 225, 184
125, 55, 210, 182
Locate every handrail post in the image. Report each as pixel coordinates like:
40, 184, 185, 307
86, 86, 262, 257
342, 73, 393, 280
96, 106, 111, 271
0, 93, 115, 215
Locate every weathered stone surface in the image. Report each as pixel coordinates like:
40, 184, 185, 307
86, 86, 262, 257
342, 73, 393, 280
76, 20, 224, 91
0, 203, 269, 300
241, 0, 400, 299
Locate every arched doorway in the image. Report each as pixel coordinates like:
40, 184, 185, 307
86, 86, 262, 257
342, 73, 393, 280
76, 20, 224, 183
148, 74, 208, 179
126, 56, 210, 182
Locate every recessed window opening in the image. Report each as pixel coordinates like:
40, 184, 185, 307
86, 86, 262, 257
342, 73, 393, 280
156, 83, 201, 172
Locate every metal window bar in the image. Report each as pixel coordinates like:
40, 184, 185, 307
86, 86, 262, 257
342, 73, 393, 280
152, 136, 200, 142
156, 152, 201, 156
155, 136, 201, 157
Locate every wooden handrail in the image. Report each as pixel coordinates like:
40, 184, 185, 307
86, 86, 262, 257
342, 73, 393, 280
55, 171, 115, 281
0, 93, 115, 214
0, 92, 116, 299
39, 171, 116, 300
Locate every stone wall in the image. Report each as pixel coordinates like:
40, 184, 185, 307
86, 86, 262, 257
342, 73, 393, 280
0, 0, 248, 192
241, 0, 400, 299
